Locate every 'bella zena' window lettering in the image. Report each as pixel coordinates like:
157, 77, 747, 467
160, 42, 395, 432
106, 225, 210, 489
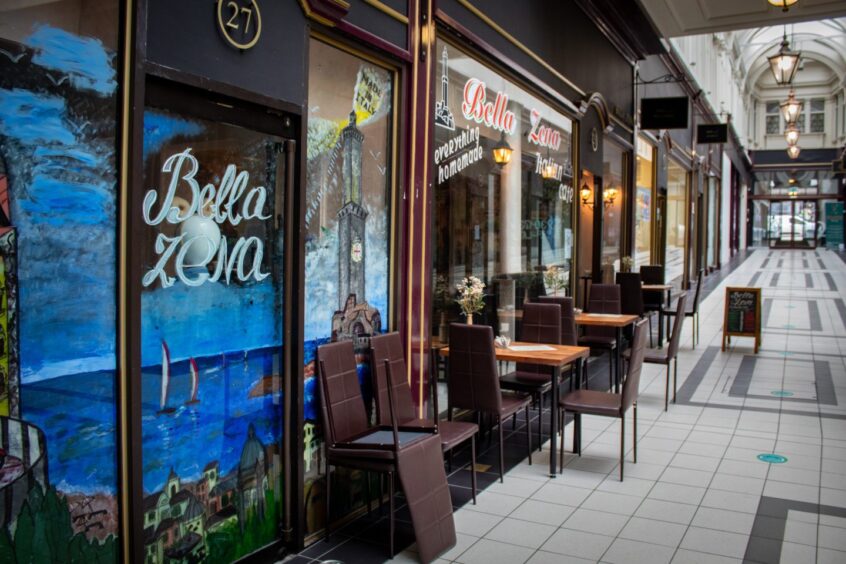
142, 148, 270, 288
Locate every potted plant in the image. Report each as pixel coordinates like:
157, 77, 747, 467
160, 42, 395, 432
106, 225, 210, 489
621, 256, 634, 273
456, 276, 486, 324
543, 265, 567, 296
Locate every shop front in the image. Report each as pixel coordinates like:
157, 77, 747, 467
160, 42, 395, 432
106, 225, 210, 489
429, 39, 576, 343
0, 0, 413, 560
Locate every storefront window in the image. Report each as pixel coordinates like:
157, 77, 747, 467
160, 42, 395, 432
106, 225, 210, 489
140, 106, 287, 562
707, 176, 718, 267
665, 160, 688, 284
602, 141, 626, 272
0, 4, 119, 559
303, 38, 394, 536
431, 40, 575, 341
635, 137, 654, 269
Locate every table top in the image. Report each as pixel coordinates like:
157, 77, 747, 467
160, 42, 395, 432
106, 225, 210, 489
575, 312, 639, 327
438, 341, 589, 366
642, 284, 673, 291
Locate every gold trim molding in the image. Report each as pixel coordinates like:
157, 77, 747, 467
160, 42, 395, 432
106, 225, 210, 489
363, 0, 409, 24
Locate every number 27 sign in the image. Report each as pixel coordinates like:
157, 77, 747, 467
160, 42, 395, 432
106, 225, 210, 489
217, 0, 261, 50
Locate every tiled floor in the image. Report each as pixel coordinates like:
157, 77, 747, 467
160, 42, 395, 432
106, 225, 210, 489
290, 248, 846, 564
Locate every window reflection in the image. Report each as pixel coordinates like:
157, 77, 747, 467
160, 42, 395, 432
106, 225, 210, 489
665, 159, 688, 283
431, 41, 575, 342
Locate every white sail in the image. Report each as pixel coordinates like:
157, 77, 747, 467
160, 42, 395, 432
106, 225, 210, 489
188, 357, 199, 404
160, 341, 171, 410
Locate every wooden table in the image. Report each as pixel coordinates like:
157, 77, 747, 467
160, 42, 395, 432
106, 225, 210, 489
642, 284, 673, 347
438, 342, 589, 477
575, 313, 639, 394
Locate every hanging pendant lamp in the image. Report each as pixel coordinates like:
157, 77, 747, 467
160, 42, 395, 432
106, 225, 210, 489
768, 32, 801, 86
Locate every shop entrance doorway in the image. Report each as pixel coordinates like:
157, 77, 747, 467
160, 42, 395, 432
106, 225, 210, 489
767, 199, 818, 248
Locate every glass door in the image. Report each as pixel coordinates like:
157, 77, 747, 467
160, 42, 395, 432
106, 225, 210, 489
767, 200, 817, 248
139, 99, 291, 562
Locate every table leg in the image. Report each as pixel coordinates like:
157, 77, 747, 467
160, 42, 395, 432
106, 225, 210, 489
615, 327, 622, 394
549, 365, 561, 477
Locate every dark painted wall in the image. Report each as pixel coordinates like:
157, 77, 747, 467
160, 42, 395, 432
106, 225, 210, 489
438, 0, 633, 118
347, 0, 408, 50
146, 0, 308, 105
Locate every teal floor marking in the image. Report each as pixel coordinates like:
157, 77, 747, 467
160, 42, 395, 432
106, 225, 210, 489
771, 390, 794, 397
757, 453, 788, 464
783, 324, 796, 329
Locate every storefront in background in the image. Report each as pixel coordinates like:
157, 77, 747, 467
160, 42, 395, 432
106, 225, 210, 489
635, 135, 656, 269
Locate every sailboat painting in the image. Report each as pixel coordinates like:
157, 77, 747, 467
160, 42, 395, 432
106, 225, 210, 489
157, 341, 176, 415
185, 357, 200, 405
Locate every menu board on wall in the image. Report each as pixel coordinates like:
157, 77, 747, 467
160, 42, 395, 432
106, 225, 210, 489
722, 287, 761, 353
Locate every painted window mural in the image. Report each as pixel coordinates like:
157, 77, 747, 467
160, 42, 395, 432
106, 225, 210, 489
140, 107, 287, 562
303, 38, 393, 536
0, 3, 120, 561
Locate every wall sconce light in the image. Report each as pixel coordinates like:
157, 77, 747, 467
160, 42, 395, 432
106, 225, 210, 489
780, 90, 803, 124
580, 181, 593, 207
767, 0, 798, 12
787, 145, 801, 159
768, 32, 801, 86
603, 187, 618, 208
785, 123, 800, 146
492, 131, 513, 167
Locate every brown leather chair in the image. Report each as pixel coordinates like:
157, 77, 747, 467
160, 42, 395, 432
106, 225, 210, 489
665, 269, 703, 348
617, 272, 655, 348
317, 340, 433, 556
447, 323, 532, 482
643, 291, 688, 411
578, 284, 622, 391
537, 296, 584, 390
370, 332, 480, 503
499, 303, 561, 450
560, 318, 648, 481
537, 296, 578, 346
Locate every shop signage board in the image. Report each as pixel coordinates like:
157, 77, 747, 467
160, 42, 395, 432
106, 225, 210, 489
722, 287, 761, 353
696, 123, 728, 144
640, 96, 689, 130
825, 202, 844, 249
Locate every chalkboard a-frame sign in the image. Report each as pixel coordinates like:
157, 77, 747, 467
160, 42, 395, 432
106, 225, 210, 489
722, 287, 761, 353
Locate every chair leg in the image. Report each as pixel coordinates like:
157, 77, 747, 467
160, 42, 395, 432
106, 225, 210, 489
526, 405, 533, 465
696, 313, 700, 347
389, 470, 395, 558
325, 464, 331, 541
470, 436, 477, 504
673, 358, 678, 404
620, 415, 625, 481
379, 473, 384, 515
648, 315, 654, 348
575, 413, 582, 456
664, 364, 670, 411
633, 403, 638, 464
608, 352, 613, 391
448, 449, 453, 473
365, 470, 371, 515
498, 416, 505, 483
537, 393, 543, 452
559, 408, 565, 473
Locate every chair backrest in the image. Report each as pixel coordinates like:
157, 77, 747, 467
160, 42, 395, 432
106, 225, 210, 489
317, 340, 368, 445
621, 318, 649, 412
537, 296, 577, 345
515, 303, 561, 374
691, 269, 704, 313
585, 284, 621, 339
447, 323, 502, 415
667, 291, 688, 360
640, 265, 663, 285
640, 265, 664, 308
370, 332, 417, 426
616, 272, 645, 316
